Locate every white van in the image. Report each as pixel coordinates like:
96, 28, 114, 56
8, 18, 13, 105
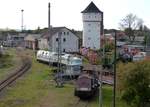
133, 52, 146, 61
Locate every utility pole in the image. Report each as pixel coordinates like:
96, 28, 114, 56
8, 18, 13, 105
48, 3, 51, 29
58, 32, 62, 74
48, 2, 51, 66
113, 30, 117, 107
21, 9, 24, 32
56, 32, 63, 87
99, 12, 104, 107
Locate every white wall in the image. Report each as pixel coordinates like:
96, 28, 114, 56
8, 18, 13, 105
52, 28, 79, 52
82, 13, 102, 49
83, 13, 102, 21
38, 38, 49, 50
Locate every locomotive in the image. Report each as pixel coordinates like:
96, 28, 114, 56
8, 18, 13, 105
74, 66, 100, 99
36, 50, 82, 77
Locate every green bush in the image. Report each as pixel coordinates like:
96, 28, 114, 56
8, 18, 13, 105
117, 61, 150, 107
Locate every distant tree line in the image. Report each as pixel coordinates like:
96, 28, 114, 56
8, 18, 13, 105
119, 13, 150, 43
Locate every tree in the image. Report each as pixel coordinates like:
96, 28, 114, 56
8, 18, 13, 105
117, 61, 150, 107
143, 32, 150, 48
119, 13, 143, 42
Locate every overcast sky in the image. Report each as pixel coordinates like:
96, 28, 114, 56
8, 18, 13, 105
0, 0, 149, 30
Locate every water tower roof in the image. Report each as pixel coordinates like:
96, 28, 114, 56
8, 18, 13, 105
81, 1, 103, 13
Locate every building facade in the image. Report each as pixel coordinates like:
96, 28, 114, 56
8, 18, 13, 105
82, 2, 103, 50
24, 34, 41, 50
4, 33, 26, 47
38, 27, 79, 52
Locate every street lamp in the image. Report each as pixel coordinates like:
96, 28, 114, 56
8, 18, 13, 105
21, 9, 24, 32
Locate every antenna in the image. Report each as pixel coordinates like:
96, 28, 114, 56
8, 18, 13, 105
21, 9, 24, 32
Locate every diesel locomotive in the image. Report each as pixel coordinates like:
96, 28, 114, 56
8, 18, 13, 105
74, 68, 100, 99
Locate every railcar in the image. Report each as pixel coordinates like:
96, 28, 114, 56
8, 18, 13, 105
74, 69, 100, 99
61, 54, 82, 77
36, 50, 65, 64
36, 50, 82, 77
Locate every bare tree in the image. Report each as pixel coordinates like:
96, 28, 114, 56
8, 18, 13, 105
119, 13, 143, 42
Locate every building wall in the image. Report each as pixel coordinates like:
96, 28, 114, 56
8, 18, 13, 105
6, 35, 25, 47
25, 41, 33, 49
82, 13, 102, 49
52, 28, 79, 52
38, 38, 49, 50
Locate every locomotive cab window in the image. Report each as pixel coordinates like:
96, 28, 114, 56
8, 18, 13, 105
72, 65, 81, 71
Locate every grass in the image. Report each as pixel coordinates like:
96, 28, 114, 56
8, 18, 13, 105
0, 54, 13, 68
0, 53, 78, 107
88, 85, 127, 107
0, 48, 21, 80
0, 49, 127, 107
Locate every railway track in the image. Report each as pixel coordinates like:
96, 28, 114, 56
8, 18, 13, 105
0, 57, 31, 92
74, 99, 89, 107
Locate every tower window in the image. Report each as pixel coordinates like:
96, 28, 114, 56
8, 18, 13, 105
59, 32, 62, 35
88, 37, 91, 40
56, 38, 58, 41
88, 24, 91, 26
63, 38, 66, 42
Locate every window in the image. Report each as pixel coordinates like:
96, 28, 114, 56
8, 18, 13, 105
67, 32, 69, 35
88, 37, 91, 40
72, 65, 81, 71
64, 32, 66, 35
63, 38, 66, 42
56, 38, 58, 41
59, 32, 62, 35
63, 49, 65, 52
88, 24, 91, 26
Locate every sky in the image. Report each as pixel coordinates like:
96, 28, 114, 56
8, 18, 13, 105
0, 0, 149, 31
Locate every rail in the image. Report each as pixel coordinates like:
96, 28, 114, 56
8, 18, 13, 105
0, 57, 31, 92
74, 99, 89, 107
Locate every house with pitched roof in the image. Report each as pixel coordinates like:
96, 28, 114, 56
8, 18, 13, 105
24, 34, 41, 50
82, 1, 103, 49
38, 27, 79, 52
5, 33, 27, 47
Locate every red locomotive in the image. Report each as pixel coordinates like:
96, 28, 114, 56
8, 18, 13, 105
74, 67, 100, 99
